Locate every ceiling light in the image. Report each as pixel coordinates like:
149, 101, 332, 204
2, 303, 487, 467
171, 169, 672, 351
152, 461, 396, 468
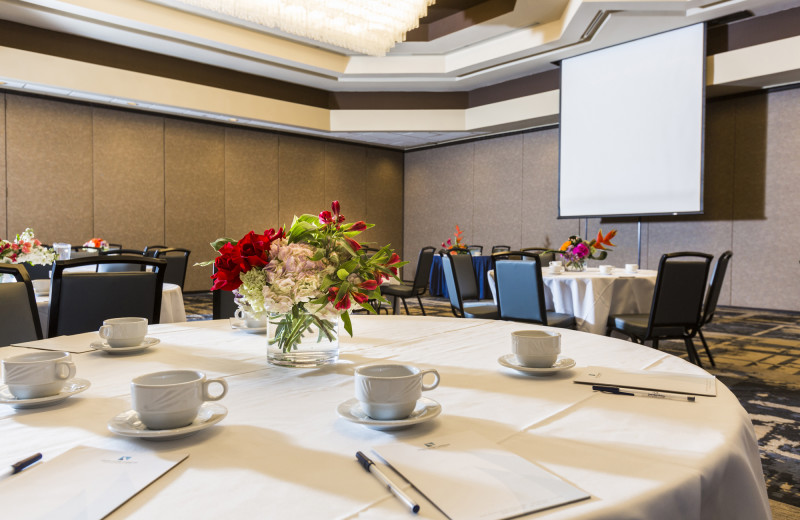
171, 0, 435, 56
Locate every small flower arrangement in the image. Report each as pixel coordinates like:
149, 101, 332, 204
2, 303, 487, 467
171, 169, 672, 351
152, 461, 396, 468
0, 229, 57, 266
83, 238, 109, 250
201, 201, 404, 353
441, 225, 466, 254
556, 229, 616, 270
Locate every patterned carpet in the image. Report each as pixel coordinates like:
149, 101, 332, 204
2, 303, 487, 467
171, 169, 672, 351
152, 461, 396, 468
183, 292, 800, 512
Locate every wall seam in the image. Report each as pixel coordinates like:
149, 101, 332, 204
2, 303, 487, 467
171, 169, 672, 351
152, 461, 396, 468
91, 107, 95, 237
3, 94, 6, 238
163, 118, 167, 244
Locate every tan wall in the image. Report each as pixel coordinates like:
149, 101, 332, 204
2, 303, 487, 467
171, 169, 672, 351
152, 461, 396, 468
404, 87, 800, 311
1, 93, 404, 292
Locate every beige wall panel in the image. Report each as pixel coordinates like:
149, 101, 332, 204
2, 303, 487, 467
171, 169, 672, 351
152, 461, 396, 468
224, 128, 279, 238
404, 143, 474, 275
521, 129, 578, 250
0, 94, 6, 239
732, 89, 800, 310
164, 119, 226, 292
93, 108, 165, 250
324, 141, 367, 225
586, 218, 643, 269
278, 134, 326, 228
363, 148, 403, 265
6, 95, 93, 245
472, 135, 523, 252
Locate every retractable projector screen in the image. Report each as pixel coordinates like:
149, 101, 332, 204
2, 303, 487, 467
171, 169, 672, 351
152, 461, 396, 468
558, 23, 705, 218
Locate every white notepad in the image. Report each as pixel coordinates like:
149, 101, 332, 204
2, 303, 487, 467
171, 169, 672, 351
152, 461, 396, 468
0, 446, 188, 519
374, 431, 589, 520
573, 366, 717, 396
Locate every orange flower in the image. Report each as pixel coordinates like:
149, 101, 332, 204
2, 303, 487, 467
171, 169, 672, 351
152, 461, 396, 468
560, 240, 572, 251
594, 229, 616, 250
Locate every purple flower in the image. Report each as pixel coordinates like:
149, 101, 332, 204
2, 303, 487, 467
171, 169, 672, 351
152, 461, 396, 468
573, 243, 590, 259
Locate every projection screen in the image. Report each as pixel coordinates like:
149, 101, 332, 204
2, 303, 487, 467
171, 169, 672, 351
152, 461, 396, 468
558, 23, 705, 218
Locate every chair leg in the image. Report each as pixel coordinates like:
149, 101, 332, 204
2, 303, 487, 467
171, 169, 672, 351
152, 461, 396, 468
698, 330, 716, 367
416, 295, 427, 316
652, 339, 659, 350
684, 337, 703, 367
401, 297, 410, 315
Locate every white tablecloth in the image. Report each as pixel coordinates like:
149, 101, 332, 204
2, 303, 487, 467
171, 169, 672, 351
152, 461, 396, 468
489, 268, 658, 334
0, 317, 769, 519
36, 283, 187, 337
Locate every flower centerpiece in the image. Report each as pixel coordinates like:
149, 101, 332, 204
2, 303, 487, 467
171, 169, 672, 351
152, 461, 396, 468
0, 228, 57, 266
441, 225, 467, 254
556, 229, 617, 271
202, 201, 404, 367
83, 238, 109, 250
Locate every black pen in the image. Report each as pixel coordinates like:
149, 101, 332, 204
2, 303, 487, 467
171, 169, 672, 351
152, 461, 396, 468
356, 451, 419, 514
0, 453, 42, 479
593, 385, 696, 402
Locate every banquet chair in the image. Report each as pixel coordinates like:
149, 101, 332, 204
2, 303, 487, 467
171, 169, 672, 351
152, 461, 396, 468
440, 253, 498, 319
696, 251, 733, 367
606, 251, 712, 366
143, 245, 168, 257
48, 256, 167, 337
381, 246, 435, 315
97, 249, 148, 272
521, 247, 556, 265
0, 264, 43, 344
492, 252, 575, 328
152, 248, 191, 290
491, 245, 511, 254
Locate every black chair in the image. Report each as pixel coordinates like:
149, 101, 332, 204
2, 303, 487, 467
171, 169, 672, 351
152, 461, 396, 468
467, 245, 483, 256
98, 249, 148, 272
696, 251, 733, 367
143, 245, 167, 257
152, 248, 191, 290
381, 246, 435, 315
0, 264, 43, 344
48, 256, 167, 337
107, 243, 122, 250
521, 247, 556, 265
492, 252, 575, 328
440, 253, 498, 319
606, 252, 712, 366
491, 245, 511, 254
20, 262, 53, 280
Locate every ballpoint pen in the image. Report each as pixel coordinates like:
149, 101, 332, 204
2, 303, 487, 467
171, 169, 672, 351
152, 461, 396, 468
356, 451, 419, 514
593, 385, 696, 402
0, 453, 42, 480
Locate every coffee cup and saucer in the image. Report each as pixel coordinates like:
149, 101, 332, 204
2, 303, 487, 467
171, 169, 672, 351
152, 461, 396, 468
0, 351, 91, 409
497, 330, 576, 376
230, 306, 267, 333
90, 317, 160, 354
548, 261, 565, 275
337, 364, 442, 431
108, 370, 228, 440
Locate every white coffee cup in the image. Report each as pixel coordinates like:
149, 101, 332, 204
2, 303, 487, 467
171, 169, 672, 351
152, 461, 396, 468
548, 264, 564, 274
2, 351, 76, 399
354, 364, 440, 420
99, 317, 148, 348
625, 263, 639, 274
131, 370, 228, 430
599, 265, 614, 275
235, 307, 265, 328
549, 261, 563, 268
511, 330, 561, 368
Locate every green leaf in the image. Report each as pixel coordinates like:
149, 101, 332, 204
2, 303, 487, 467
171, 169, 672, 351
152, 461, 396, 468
210, 238, 235, 251
337, 268, 349, 280
341, 312, 353, 337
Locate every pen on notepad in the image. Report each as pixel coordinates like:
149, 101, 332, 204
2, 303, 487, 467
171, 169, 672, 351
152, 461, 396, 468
0, 453, 42, 480
356, 451, 419, 514
592, 385, 696, 402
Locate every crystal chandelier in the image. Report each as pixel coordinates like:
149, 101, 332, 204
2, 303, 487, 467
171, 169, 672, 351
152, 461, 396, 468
172, 0, 436, 56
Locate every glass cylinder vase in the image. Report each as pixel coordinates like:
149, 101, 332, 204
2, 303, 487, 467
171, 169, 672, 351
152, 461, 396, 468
564, 259, 587, 272
267, 308, 339, 368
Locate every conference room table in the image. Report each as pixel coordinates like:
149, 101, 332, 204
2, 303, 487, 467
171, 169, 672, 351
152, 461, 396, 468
429, 254, 493, 299
0, 316, 769, 519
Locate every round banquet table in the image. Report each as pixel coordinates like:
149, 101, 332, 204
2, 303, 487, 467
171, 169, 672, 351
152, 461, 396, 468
0, 316, 769, 519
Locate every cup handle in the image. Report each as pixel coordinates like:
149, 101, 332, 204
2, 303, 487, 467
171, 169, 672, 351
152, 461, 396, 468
55, 360, 76, 381
99, 325, 112, 339
203, 378, 228, 401
234, 308, 245, 320
420, 369, 440, 391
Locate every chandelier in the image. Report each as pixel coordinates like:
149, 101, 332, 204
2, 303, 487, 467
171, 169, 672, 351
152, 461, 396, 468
172, 0, 436, 56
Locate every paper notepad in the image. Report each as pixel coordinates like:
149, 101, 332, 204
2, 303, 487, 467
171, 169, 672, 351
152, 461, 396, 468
0, 446, 188, 519
373, 431, 589, 520
573, 366, 717, 396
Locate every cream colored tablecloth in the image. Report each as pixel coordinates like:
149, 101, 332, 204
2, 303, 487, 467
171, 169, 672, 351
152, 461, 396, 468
0, 317, 769, 519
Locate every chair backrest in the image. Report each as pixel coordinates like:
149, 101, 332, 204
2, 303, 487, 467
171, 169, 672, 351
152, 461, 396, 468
467, 245, 483, 255
702, 251, 733, 326
491, 245, 511, 254
98, 250, 147, 272
0, 264, 43, 344
411, 247, 436, 292
153, 248, 191, 289
69, 246, 100, 260
521, 247, 555, 265
143, 245, 167, 257
492, 251, 549, 325
49, 256, 167, 337
20, 262, 53, 280
647, 252, 713, 335
440, 254, 464, 315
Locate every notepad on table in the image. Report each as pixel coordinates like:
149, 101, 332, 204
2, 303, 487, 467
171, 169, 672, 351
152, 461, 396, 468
373, 431, 589, 520
573, 366, 717, 396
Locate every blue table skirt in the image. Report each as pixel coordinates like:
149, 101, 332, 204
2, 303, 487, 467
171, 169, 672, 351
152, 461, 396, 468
429, 255, 493, 300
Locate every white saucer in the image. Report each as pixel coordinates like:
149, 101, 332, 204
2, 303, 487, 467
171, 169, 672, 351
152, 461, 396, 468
90, 337, 160, 354
498, 355, 576, 376
337, 397, 441, 431
108, 402, 227, 441
229, 318, 267, 334
0, 378, 91, 409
